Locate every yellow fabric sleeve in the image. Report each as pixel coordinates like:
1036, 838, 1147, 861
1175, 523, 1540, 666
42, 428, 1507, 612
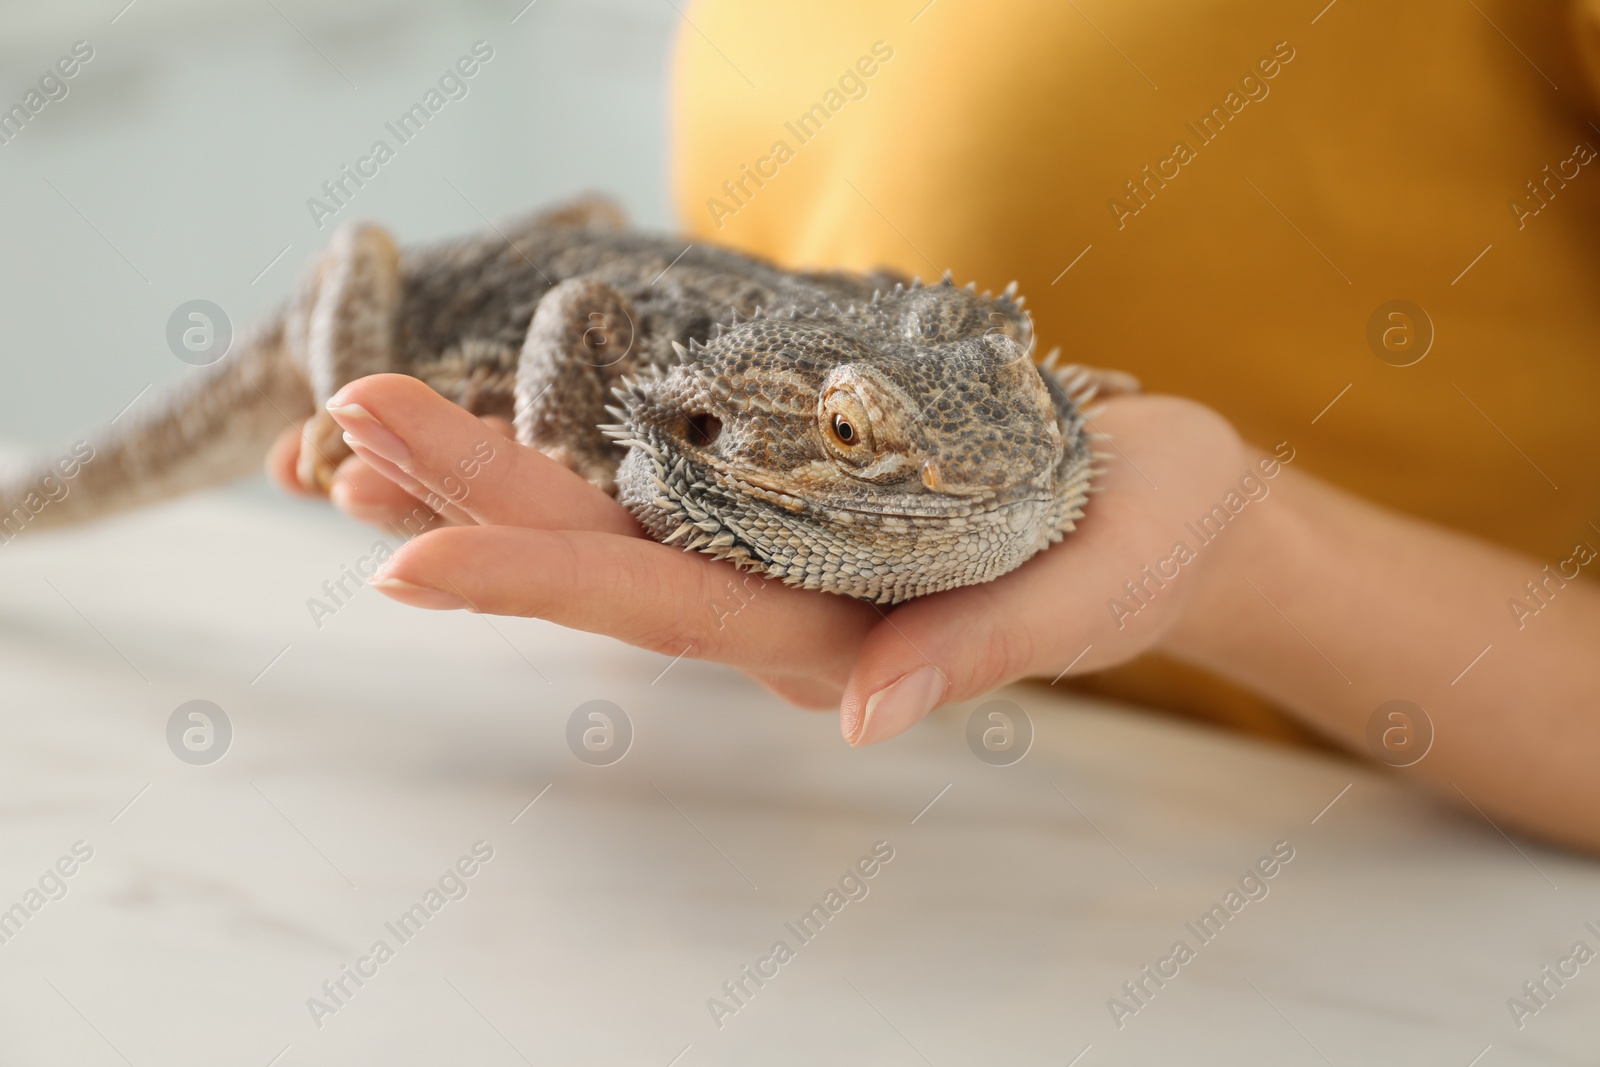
669, 0, 1600, 742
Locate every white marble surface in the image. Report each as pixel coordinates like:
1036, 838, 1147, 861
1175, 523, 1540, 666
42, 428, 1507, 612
1, 492, 1597, 1066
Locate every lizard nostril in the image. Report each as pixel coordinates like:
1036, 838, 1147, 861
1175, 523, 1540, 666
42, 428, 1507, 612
684, 412, 722, 446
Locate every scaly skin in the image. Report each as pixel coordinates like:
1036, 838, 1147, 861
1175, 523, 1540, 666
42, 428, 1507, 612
0, 197, 1135, 603
611, 295, 1109, 603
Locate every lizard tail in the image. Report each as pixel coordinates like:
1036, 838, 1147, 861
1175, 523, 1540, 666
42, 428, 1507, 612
0, 315, 312, 541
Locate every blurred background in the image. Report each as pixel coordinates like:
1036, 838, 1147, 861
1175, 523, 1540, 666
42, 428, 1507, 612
0, 0, 675, 453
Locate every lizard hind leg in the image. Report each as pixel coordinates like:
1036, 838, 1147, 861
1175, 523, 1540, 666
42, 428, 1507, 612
514, 277, 640, 496
293, 221, 404, 492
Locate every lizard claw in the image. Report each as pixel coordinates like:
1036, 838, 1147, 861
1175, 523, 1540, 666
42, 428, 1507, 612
295, 409, 353, 493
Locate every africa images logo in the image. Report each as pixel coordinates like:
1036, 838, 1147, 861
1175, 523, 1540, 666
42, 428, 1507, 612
306, 42, 495, 229
705, 841, 896, 1029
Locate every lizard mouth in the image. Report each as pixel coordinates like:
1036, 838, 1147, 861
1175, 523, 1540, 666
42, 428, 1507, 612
701, 459, 1055, 520
647, 425, 1059, 520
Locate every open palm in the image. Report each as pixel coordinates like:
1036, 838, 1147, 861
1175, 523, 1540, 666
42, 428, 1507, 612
273, 373, 1254, 745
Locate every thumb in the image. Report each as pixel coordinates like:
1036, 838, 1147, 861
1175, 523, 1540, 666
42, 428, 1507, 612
835, 396, 1249, 746
838, 579, 1100, 747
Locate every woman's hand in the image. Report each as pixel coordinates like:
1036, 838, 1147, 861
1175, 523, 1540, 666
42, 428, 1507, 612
836, 395, 1257, 744
268, 374, 881, 709
268, 374, 1254, 735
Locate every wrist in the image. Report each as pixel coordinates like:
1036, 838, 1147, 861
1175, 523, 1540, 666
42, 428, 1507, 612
1157, 440, 1311, 666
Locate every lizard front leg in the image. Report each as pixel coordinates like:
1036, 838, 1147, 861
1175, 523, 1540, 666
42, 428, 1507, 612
514, 277, 639, 495
294, 222, 404, 492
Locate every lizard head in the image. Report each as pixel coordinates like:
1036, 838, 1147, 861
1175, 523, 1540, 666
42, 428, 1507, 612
612, 280, 1095, 604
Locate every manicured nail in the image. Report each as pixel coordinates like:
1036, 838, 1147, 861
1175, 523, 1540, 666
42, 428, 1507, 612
850, 666, 947, 747
369, 576, 467, 611
326, 402, 411, 468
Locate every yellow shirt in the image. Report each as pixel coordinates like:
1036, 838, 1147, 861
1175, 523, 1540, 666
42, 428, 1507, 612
670, 0, 1600, 741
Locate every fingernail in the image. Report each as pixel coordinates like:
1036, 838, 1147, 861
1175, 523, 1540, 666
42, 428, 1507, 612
327, 402, 411, 468
850, 666, 947, 747
369, 576, 467, 611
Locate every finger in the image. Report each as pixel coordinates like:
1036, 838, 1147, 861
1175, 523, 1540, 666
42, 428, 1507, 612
840, 536, 1161, 746
267, 423, 321, 498
340, 439, 476, 527
329, 452, 445, 529
751, 672, 844, 710
370, 524, 876, 681
839, 572, 1079, 747
326, 374, 638, 536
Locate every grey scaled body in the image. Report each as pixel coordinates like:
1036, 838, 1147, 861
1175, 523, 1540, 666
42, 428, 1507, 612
0, 197, 1136, 604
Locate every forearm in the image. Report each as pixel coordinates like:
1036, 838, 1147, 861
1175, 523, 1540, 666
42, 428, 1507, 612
1163, 465, 1600, 851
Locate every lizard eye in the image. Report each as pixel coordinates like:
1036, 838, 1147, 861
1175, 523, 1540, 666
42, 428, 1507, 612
820, 389, 875, 464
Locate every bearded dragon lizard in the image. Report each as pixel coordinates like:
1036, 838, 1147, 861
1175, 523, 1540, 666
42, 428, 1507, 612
0, 197, 1136, 604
